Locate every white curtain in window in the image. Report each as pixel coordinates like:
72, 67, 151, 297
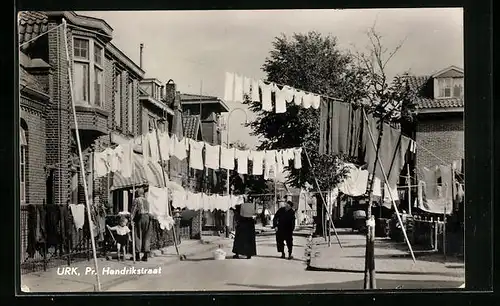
94, 67, 103, 106
74, 62, 89, 103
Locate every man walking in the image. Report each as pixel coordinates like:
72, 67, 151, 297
272, 200, 296, 260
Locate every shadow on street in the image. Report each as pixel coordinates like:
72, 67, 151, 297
224, 279, 463, 290
306, 265, 462, 277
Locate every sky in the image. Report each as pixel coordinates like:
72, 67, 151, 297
81, 8, 463, 156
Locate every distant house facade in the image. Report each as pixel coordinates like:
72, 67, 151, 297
408, 66, 464, 172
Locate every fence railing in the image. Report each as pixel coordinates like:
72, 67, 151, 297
20, 204, 185, 274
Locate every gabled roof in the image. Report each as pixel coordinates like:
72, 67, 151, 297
405, 68, 464, 111
432, 65, 464, 78
182, 115, 202, 140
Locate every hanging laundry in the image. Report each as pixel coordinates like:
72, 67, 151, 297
386, 135, 411, 189
275, 150, 285, 175
264, 150, 277, 179
418, 166, 452, 215
147, 186, 172, 230
243, 77, 252, 97
319, 100, 352, 155
93, 150, 109, 178
158, 131, 170, 162
172, 189, 187, 209
141, 134, 150, 163
188, 139, 205, 170
121, 141, 133, 178
275, 86, 294, 114
249, 150, 265, 175
250, 79, 260, 102
220, 147, 236, 170
205, 144, 220, 170
294, 90, 304, 106
302, 93, 313, 109
235, 149, 250, 175
148, 131, 160, 163
383, 183, 399, 208
371, 176, 382, 197
69, 204, 85, 230
311, 94, 321, 109
293, 147, 303, 169
224, 72, 235, 102
439, 164, 454, 208
260, 81, 275, 112
338, 164, 369, 196
234, 74, 244, 103
111, 145, 124, 173
347, 107, 363, 158
186, 191, 196, 210
171, 135, 188, 160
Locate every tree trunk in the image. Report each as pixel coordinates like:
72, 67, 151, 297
315, 194, 324, 236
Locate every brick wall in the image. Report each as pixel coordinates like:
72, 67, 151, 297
416, 113, 464, 171
46, 20, 72, 205
20, 103, 47, 206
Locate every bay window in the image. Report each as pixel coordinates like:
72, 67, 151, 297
73, 37, 105, 107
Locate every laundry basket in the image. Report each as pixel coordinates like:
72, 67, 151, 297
213, 246, 226, 260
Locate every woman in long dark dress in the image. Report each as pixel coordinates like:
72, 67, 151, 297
232, 203, 257, 259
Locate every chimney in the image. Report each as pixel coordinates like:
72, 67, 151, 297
139, 43, 144, 69
165, 79, 176, 105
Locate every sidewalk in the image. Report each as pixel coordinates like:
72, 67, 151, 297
308, 229, 465, 278
21, 237, 232, 293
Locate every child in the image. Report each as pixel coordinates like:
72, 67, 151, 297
107, 216, 131, 261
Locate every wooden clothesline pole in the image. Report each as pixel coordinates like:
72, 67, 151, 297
62, 18, 101, 292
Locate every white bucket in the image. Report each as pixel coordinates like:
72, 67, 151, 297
213, 249, 226, 260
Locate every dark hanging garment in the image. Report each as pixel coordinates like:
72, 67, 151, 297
319, 99, 330, 155
231, 205, 257, 257
27, 205, 45, 258
363, 114, 381, 173
348, 107, 363, 158
337, 102, 351, 154
45, 204, 61, 248
59, 204, 72, 253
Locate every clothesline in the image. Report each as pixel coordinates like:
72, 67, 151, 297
414, 142, 464, 176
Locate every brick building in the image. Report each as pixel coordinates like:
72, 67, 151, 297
407, 66, 465, 171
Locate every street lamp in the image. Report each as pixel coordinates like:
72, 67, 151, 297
223, 108, 249, 237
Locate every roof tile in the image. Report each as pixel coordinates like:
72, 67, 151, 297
18, 11, 49, 50
182, 115, 200, 140
406, 75, 464, 110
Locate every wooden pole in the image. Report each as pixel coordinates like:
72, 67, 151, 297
362, 110, 416, 289
443, 206, 447, 261
62, 18, 101, 291
131, 149, 136, 263
302, 147, 342, 248
407, 164, 412, 215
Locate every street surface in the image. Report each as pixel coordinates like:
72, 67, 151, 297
106, 232, 463, 291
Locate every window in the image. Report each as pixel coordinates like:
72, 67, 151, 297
114, 71, 122, 127
72, 37, 104, 106
127, 80, 134, 133
438, 77, 464, 98
20, 128, 27, 204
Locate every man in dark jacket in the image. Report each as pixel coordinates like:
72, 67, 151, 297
273, 200, 296, 259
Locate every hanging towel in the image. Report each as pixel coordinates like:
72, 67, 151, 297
276, 150, 285, 175
311, 94, 321, 109
224, 72, 235, 102
281, 148, 294, 167
249, 150, 265, 175
172, 135, 188, 160
189, 139, 205, 170
243, 77, 252, 97
235, 149, 250, 175
158, 131, 170, 162
220, 147, 236, 170
294, 90, 304, 106
93, 151, 109, 178
172, 190, 187, 209
293, 147, 303, 169
302, 93, 312, 109
185, 191, 195, 210
205, 144, 220, 170
383, 183, 399, 208
148, 131, 160, 163
147, 186, 171, 229
69, 204, 85, 230
387, 135, 410, 188
234, 74, 244, 103
264, 150, 277, 179
111, 145, 124, 173
121, 141, 133, 178
372, 176, 382, 197
338, 165, 369, 196
260, 81, 274, 112
418, 166, 451, 215
251, 79, 260, 102
439, 164, 454, 210
275, 86, 294, 114
141, 134, 151, 163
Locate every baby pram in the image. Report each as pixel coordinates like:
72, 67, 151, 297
104, 214, 132, 261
